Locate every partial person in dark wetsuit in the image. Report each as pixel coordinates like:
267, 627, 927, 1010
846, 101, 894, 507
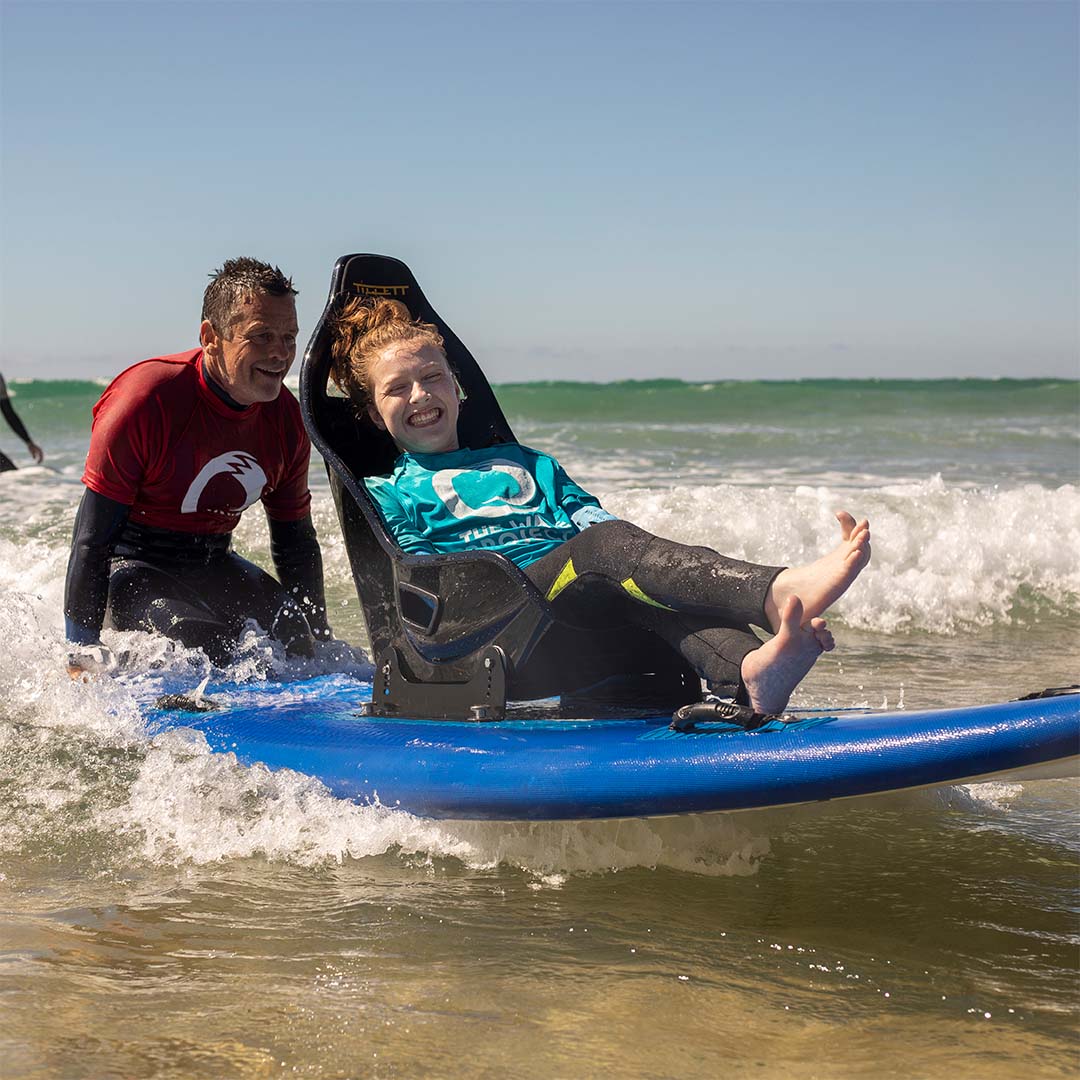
0, 373, 44, 471
64, 257, 332, 674
332, 298, 873, 714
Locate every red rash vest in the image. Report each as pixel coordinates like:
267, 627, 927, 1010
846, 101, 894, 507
82, 349, 312, 533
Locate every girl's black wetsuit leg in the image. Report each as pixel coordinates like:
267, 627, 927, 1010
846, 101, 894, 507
523, 520, 784, 691
105, 553, 315, 664
0, 449, 16, 472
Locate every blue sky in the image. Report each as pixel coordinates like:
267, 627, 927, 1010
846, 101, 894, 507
1, 1, 1076, 382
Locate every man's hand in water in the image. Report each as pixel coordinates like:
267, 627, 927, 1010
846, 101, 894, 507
66, 644, 117, 680
27, 442, 43, 465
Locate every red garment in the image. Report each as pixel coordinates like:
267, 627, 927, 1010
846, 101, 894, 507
83, 349, 311, 533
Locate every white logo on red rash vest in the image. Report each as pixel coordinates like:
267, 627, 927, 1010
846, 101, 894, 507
180, 451, 268, 515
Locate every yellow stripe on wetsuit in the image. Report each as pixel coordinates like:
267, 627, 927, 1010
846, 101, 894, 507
545, 558, 580, 602
619, 576, 675, 610
544, 559, 675, 611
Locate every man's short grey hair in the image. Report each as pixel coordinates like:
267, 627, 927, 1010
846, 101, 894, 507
202, 257, 297, 335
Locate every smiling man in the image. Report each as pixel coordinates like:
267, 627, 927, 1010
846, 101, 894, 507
64, 257, 331, 673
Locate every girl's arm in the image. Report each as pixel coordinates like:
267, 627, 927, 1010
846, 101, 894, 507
550, 457, 619, 531
364, 476, 438, 555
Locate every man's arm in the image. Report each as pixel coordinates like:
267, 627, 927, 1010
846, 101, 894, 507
268, 513, 332, 640
64, 489, 130, 645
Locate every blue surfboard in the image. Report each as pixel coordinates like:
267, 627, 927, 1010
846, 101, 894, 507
144, 676, 1078, 821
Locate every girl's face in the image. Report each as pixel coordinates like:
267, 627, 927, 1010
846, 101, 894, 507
367, 340, 460, 455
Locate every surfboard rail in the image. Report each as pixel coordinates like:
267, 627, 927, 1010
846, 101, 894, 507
143, 678, 1080, 821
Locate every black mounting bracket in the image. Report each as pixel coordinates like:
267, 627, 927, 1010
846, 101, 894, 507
358, 645, 509, 721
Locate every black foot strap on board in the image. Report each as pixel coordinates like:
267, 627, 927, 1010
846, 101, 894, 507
153, 692, 220, 713
670, 699, 791, 733
1016, 685, 1080, 700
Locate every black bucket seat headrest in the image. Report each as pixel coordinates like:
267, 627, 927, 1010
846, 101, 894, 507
302, 253, 514, 482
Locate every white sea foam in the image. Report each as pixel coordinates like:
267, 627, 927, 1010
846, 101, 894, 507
0, 468, 1075, 877
1, 671, 775, 879
4, 461, 1077, 640
0, 534, 772, 879
603, 477, 1080, 633
110, 731, 774, 877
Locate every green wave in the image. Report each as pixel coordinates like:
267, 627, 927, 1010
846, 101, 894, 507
5, 376, 1075, 428
494, 377, 1077, 423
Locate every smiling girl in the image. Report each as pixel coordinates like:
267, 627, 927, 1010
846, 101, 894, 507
332, 298, 871, 714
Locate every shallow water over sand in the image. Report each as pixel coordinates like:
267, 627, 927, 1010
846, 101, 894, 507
1, 378, 1077, 1077
4, 782, 1077, 1079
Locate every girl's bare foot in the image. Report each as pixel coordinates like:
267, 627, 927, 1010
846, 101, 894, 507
741, 595, 834, 713
764, 510, 871, 631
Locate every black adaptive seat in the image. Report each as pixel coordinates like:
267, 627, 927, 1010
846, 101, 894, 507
299, 253, 701, 720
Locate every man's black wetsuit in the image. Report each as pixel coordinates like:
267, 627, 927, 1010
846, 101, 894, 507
66, 490, 328, 663
64, 349, 330, 663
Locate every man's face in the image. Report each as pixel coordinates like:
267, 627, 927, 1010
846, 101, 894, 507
200, 293, 299, 405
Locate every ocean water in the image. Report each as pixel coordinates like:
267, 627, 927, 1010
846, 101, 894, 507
0, 376, 1077, 1079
